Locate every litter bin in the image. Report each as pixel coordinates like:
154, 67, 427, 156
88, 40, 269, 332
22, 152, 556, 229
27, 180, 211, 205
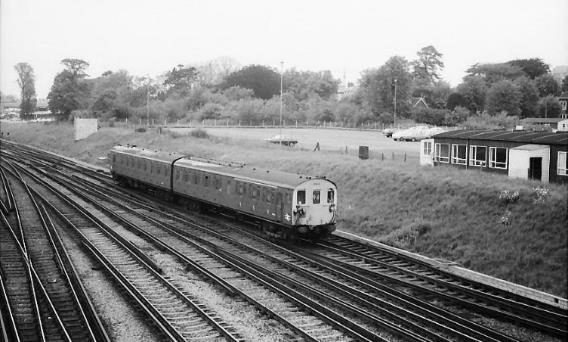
359, 146, 369, 160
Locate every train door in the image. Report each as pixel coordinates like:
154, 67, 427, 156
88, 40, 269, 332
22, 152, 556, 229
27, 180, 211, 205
275, 191, 283, 222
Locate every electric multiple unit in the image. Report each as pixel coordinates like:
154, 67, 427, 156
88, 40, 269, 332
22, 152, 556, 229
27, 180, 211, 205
108, 145, 337, 239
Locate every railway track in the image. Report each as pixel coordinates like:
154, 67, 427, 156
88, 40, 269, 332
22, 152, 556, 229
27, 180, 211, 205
0, 162, 108, 342
26, 161, 561, 342
2, 139, 567, 342
4, 161, 247, 342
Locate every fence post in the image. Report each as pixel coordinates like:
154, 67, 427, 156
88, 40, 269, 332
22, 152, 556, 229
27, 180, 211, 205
404, 152, 407, 162
381, 152, 384, 161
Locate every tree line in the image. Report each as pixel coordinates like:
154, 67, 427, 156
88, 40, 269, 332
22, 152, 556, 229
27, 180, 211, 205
11, 49, 568, 127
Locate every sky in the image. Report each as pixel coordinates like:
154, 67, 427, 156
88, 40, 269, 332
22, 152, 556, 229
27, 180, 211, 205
1, 0, 567, 99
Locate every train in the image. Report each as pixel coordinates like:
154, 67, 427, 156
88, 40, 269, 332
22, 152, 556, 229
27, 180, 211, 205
108, 145, 338, 240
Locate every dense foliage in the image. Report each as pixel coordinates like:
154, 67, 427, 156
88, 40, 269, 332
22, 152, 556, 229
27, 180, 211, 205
33, 50, 565, 126
14, 62, 37, 118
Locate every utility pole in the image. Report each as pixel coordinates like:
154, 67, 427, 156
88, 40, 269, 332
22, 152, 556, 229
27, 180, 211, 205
393, 78, 397, 128
146, 76, 150, 126
279, 61, 284, 145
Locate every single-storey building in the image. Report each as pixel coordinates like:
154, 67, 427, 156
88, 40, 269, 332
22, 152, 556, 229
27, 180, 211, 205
522, 117, 568, 131
420, 130, 568, 183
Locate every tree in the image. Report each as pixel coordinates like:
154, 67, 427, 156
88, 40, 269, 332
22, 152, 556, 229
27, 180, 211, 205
537, 96, 561, 118
466, 63, 524, 85
457, 76, 487, 113
14, 62, 37, 118
508, 58, 549, 79
47, 58, 90, 120
222, 65, 280, 100
485, 80, 521, 116
163, 64, 198, 96
562, 75, 568, 95
535, 74, 560, 97
284, 69, 340, 101
358, 56, 412, 117
446, 92, 467, 110
411, 45, 444, 85
514, 77, 539, 118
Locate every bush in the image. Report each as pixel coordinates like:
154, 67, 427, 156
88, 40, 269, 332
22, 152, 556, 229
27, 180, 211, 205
411, 107, 449, 126
463, 112, 520, 130
199, 103, 223, 120
189, 128, 209, 139
444, 106, 469, 126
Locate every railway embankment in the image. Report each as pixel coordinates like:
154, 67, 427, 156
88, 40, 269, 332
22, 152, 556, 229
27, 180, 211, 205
2, 121, 566, 298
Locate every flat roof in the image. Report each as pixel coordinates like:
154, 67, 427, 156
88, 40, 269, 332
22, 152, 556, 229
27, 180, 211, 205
433, 129, 568, 145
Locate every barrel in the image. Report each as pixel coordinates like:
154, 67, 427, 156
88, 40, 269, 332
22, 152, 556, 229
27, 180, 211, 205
358, 146, 369, 160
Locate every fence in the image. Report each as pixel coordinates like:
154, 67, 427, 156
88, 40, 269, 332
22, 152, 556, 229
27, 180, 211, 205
110, 118, 416, 131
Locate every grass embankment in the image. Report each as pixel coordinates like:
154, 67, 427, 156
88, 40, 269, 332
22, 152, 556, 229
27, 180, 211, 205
2, 122, 567, 297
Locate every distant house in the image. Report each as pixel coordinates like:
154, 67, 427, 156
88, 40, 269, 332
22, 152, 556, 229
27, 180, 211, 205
420, 130, 568, 183
411, 97, 429, 109
559, 96, 568, 117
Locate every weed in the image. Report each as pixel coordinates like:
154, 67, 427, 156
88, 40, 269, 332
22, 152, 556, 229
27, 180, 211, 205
533, 187, 550, 204
499, 190, 519, 204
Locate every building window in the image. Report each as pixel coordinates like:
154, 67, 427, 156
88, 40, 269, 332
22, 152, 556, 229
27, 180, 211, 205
313, 190, 320, 204
434, 143, 450, 163
469, 146, 487, 167
451, 144, 467, 165
561, 100, 567, 111
423, 141, 432, 155
297, 190, 306, 205
489, 147, 508, 169
558, 152, 568, 176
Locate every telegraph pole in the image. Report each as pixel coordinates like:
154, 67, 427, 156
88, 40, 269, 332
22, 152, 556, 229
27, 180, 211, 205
279, 61, 284, 145
393, 78, 397, 128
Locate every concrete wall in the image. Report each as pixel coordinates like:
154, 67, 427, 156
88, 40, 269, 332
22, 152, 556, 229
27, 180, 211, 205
74, 118, 98, 140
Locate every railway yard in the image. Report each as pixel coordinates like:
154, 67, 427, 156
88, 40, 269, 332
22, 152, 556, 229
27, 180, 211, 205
0, 139, 567, 342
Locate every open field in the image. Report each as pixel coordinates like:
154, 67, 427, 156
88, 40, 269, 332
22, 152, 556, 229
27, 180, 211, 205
169, 127, 421, 157
1, 121, 566, 297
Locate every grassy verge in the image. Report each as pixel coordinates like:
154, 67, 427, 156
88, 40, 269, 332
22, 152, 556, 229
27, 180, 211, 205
2, 122, 566, 297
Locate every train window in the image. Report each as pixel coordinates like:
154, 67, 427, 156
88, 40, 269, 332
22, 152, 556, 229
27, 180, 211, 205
214, 177, 222, 190
313, 190, 321, 204
182, 172, 188, 182
285, 192, 291, 204
252, 187, 259, 199
327, 189, 335, 203
143, 161, 147, 171
193, 173, 199, 184
266, 191, 273, 203
297, 190, 305, 205
204, 175, 210, 187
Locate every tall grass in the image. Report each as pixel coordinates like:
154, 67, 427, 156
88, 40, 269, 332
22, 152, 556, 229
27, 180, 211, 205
2, 122, 567, 297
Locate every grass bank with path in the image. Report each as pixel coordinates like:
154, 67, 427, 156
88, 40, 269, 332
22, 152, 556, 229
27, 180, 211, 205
2, 121, 566, 298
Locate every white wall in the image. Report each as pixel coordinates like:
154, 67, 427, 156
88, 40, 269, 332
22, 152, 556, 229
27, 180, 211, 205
74, 118, 98, 140
508, 146, 550, 183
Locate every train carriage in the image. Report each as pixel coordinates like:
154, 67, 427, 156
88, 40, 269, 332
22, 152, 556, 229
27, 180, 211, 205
109, 145, 337, 239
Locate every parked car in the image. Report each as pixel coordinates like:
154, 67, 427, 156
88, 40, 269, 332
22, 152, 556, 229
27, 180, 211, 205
265, 135, 298, 146
382, 128, 394, 137
392, 126, 445, 141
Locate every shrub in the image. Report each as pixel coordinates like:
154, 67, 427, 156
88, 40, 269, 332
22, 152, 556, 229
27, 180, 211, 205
190, 128, 209, 139
499, 190, 520, 204
411, 107, 449, 126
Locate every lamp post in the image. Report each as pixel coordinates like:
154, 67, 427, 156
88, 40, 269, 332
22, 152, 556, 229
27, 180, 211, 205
393, 78, 397, 128
279, 61, 284, 145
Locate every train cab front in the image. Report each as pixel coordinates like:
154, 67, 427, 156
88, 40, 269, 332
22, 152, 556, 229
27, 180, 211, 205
292, 179, 337, 239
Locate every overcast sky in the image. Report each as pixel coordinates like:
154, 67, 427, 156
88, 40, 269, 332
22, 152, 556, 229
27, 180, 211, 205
1, 0, 567, 98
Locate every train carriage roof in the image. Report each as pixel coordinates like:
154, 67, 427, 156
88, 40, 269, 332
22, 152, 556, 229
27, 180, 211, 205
175, 158, 333, 189
110, 145, 334, 189
110, 145, 181, 163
